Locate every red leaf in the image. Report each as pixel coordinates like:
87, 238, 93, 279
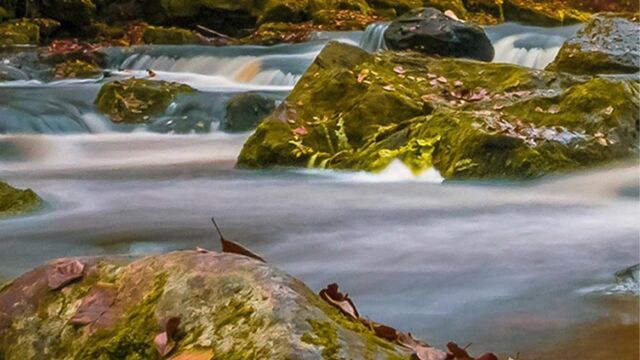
319, 283, 359, 319
293, 126, 308, 136
47, 259, 85, 290
154, 332, 175, 357
70, 284, 117, 326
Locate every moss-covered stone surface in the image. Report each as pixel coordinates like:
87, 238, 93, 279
95, 79, 195, 124
237, 42, 639, 180
0, 251, 410, 360
0, 180, 42, 217
52, 59, 101, 79
142, 25, 201, 45
0, 19, 40, 46
547, 13, 640, 75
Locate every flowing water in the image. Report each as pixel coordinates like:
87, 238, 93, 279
0, 23, 638, 358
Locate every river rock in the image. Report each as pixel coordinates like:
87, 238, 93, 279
95, 79, 195, 124
0, 19, 40, 46
0, 181, 42, 217
0, 251, 409, 359
142, 25, 202, 45
384, 7, 494, 61
547, 13, 640, 75
222, 93, 277, 133
237, 41, 639, 179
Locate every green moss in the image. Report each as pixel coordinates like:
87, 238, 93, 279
0, 19, 40, 46
302, 319, 341, 359
95, 79, 195, 124
53, 60, 101, 79
142, 25, 201, 45
238, 42, 639, 179
0, 181, 42, 217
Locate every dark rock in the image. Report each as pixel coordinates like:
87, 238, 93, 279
547, 13, 640, 75
384, 7, 494, 61
222, 93, 276, 133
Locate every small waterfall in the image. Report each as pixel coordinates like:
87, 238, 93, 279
486, 23, 582, 69
359, 23, 389, 52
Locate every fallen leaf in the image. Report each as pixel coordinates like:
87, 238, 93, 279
454, 80, 463, 87
48, 259, 85, 290
416, 347, 448, 360
603, 106, 614, 115
534, 107, 545, 113
547, 105, 560, 114
357, 69, 369, 83
293, 126, 308, 136
393, 66, 406, 74
436, 76, 448, 84
212, 218, 265, 262
383, 85, 395, 91
475, 354, 498, 360
319, 283, 359, 319
195, 246, 210, 253
427, 73, 437, 79
155, 317, 181, 357
169, 349, 214, 360
70, 284, 117, 326
154, 332, 175, 357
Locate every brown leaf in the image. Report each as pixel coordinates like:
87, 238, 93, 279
169, 349, 214, 360
195, 246, 210, 253
467, 88, 488, 102
47, 259, 85, 290
293, 126, 308, 136
393, 66, 406, 74
212, 218, 265, 262
372, 323, 398, 341
154, 332, 175, 357
319, 283, 359, 319
475, 354, 498, 360
453, 80, 463, 87
70, 284, 117, 326
547, 105, 560, 114
415, 347, 448, 360
436, 76, 448, 84
165, 317, 181, 339
446, 342, 471, 359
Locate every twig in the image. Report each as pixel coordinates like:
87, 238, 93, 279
196, 25, 234, 40
211, 217, 224, 239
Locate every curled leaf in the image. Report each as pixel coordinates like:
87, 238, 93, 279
155, 317, 181, 357
47, 259, 85, 290
319, 283, 359, 319
70, 284, 117, 326
212, 218, 265, 262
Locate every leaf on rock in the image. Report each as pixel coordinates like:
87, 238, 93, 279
383, 85, 395, 92
357, 69, 369, 83
547, 105, 560, 114
416, 347, 449, 360
212, 218, 265, 262
453, 80, 463, 87
293, 126, 309, 136
47, 259, 85, 290
70, 284, 117, 326
475, 354, 499, 360
169, 349, 214, 360
436, 76, 448, 84
393, 66, 406, 75
603, 106, 614, 115
319, 283, 359, 319
195, 246, 211, 253
154, 332, 175, 357
155, 317, 181, 357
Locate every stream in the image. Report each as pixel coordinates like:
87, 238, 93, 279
0, 23, 638, 358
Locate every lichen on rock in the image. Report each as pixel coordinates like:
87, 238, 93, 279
0, 180, 42, 217
95, 78, 195, 124
237, 41, 639, 179
0, 251, 411, 359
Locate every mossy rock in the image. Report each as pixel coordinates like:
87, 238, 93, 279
422, 0, 468, 18
222, 93, 277, 133
0, 181, 42, 217
0, 251, 410, 359
95, 79, 195, 124
547, 13, 640, 75
0, 19, 40, 46
52, 59, 101, 79
463, 0, 590, 25
237, 42, 639, 179
142, 25, 201, 45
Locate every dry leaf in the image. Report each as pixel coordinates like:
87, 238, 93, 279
393, 66, 406, 74
383, 85, 395, 91
436, 76, 448, 84
70, 284, 117, 326
547, 105, 560, 114
169, 349, 214, 360
48, 259, 85, 290
154, 332, 175, 357
293, 126, 308, 136
212, 218, 265, 262
454, 80, 463, 87
603, 106, 614, 115
319, 283, 359, 319
195, 246, 210, 253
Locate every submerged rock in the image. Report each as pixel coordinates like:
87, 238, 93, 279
0, 251, 409, 359
237, 42, 639, 179
222, 93, 277, 133
547, 13, 640, 75
384, 7, 494, 61
95, 79, 195, 124
0, 181, 42, 217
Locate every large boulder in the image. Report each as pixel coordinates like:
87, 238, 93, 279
0, 251, 410, 359
384, 8, 494, 62
95, 79, 195, 124
222, 93, 277, 133
547, 13, 640, 75
40, 0, 97, 27
0, 181, 42, 217
237, 42, 639, 179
